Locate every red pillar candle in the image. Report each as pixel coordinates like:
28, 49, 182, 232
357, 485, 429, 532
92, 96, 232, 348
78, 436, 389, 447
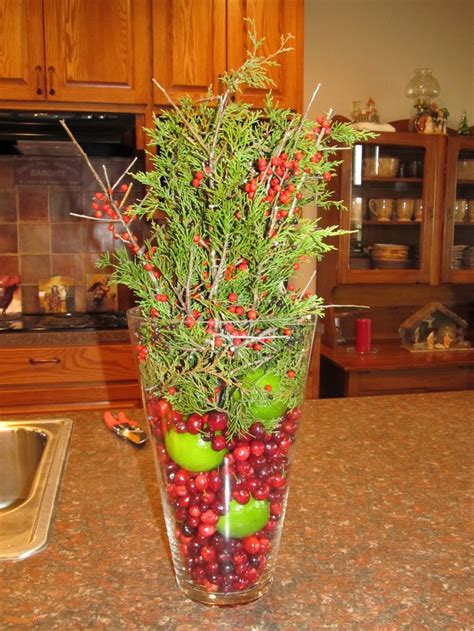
355, 318, 372, 353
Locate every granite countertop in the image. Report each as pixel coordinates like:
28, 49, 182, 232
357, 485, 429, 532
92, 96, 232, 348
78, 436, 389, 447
0, 328, 130, 348
0, 391, 472, 629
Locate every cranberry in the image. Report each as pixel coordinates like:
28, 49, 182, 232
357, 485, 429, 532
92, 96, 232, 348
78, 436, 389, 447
248, 422, 266, 439
268, 473, 286, 488
198, 523, 216, 538
211, 435, 227, 451
253, 483, 270, 500
195, 473, 208, 491
200, 509, 219, 525
233, 444, 251, 462
187, 414, 203, 434
243, 536, 261, 555
250, 440, 265, 456
207, 411, 228, 431
233, 488, 250, 504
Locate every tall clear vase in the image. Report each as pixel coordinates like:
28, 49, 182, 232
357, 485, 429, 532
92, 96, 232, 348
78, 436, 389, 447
127, 308, 316, 606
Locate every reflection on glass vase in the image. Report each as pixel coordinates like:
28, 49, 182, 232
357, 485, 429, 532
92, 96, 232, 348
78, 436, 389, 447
127, 308, 316, 606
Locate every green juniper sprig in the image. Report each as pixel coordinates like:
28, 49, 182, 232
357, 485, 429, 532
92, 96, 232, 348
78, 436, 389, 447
62, 21, 373, 436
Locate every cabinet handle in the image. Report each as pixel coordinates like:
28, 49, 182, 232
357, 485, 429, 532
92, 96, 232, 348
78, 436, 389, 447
29, 357, 61, 365
35, 65, 43, 95
47, 66, 56, 96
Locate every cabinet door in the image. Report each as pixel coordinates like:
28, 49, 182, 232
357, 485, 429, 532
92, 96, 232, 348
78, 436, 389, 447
152, 0, 226, 105
0, 0, 45, 100
337, 132, 443, 285
43, 0, 150, 104
226, 0, 303, 111
441, 136, 474, 283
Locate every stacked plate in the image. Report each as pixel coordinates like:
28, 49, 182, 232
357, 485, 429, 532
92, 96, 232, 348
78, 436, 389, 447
349, 245, 370, 269
370, 243, 411, 269
462, 246, 474, 269
452, 244, 467, 269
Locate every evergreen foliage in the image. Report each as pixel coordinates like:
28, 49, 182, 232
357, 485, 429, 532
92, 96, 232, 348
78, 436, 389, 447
67, 23, 372, 436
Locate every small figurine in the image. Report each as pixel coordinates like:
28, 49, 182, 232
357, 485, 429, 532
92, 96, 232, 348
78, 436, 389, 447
352, 98, 380, 124
457, 112, 470, 136
414, 99, 449, 135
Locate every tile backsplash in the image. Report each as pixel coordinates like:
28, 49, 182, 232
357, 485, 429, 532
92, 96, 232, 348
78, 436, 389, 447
0, 155, 145, 313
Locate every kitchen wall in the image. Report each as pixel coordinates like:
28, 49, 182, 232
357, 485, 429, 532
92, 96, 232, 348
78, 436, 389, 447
304, 0, 474, 126
0, 156, 144, 313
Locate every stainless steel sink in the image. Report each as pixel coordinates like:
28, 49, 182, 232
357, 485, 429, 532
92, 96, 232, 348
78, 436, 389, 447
0, 419, 73, 560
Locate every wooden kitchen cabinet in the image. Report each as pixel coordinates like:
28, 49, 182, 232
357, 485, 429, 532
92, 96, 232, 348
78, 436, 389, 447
226, 0, 303, 110
152, 0, 303, 111
0, 0, 150, 104
0, 341, 141, 414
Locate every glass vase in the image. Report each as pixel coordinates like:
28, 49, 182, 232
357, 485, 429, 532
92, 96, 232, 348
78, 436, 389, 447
127, 307, 316, 606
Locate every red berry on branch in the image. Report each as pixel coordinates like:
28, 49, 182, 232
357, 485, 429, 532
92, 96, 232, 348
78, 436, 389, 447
287, 370, 296, 379
247, 310, 257, 320
228, 292, 238, 303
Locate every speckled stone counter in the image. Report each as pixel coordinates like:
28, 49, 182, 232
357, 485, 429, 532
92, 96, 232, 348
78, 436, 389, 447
1, 391, 472, 630
0, 328, 130, 348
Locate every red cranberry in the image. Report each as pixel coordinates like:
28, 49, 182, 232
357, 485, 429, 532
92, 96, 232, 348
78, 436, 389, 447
233, 488, 250, 504
253, 483, 270, 500
250, 440, 265, 456
233, 444, 250, 462
243, 536, 261, 555
211, 435, 227, 451
198, 523, 216, 538
187, 414, 203, 434
200, 509, 218, 525
207, 411, 228, 431
248, 422, 266, 439
195, 473, 208, 491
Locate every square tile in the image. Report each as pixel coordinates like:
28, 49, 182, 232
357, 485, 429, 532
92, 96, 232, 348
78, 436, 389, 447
50, 189, 83, 222
18, 190, 49, 221
20, 284, 41, 313
0, 160, 14, 188
19, 223, 51, 253
51, 223, 83, 253
82, 221, 114, 253
51, 253, 84, 280
20, 254, 52, 283
0, 254, 20, 276
0, 224, 18, 253
0, 191, 17, 222
83, 252, 114, 274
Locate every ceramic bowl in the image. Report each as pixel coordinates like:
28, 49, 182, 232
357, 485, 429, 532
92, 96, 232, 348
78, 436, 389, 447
363, 156, 399, 178
457, 160, 474, 181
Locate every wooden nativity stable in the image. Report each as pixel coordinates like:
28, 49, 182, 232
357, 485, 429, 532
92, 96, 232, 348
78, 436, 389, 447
399, 302, 471, 351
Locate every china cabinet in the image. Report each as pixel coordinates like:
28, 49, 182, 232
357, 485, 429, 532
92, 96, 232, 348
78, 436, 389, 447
0, 0, 150, 104
318, 131, 445, 296
442, 135, 474, 283
318, 129, 474, 300
317, 128, 474, 398
151, 0, 303, 111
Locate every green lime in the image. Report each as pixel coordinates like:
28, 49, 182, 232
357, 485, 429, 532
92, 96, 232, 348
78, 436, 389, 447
216, 496, 270, 538
241, 367, 266, 387
164, 429, 226, 472
250, 371, 287, 420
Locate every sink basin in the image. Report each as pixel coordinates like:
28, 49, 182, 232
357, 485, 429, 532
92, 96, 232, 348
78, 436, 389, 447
0, 419, 73, 560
